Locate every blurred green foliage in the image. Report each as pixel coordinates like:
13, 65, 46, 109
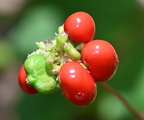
10, 4, 64, 59
0, 40, 16, 69
0, 0, 144, 120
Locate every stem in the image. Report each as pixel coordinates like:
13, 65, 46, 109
99, 82, 144, 120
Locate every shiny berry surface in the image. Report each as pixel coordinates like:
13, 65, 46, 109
64, 12, 95, 43
82, 40, 119, 82
59, 61, 97, 106
18, 65, 38, 94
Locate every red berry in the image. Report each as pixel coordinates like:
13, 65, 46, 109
18, 65, 38, 94
64, 11, 95, 43
82, 40, 119, 82
59, 61, 97, 106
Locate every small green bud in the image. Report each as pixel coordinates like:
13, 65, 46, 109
55, 34, 68, 45
36, 42, 46, 50
76, 43, 85, 50
58, 25, 64, 34
64, 43, 81, 61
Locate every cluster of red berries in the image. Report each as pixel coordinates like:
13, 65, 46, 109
18, 12, 119, 106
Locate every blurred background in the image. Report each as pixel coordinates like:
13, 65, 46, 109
0, 0, 144, 120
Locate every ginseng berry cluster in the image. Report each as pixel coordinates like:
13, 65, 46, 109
18, 11, 119, 106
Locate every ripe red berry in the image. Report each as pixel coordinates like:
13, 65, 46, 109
18, 65, 38, 94
64, 11, 95, 43
82, 40, 119, 82
59, 61, 97, 106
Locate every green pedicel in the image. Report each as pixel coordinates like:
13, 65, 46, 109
24, 54, 57, 94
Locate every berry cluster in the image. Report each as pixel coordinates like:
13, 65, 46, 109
18, 11, 119, 106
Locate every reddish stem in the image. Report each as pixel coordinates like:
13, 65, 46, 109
99, 82, 144, 120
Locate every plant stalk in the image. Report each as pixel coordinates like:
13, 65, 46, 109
99, 82, 144, 120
